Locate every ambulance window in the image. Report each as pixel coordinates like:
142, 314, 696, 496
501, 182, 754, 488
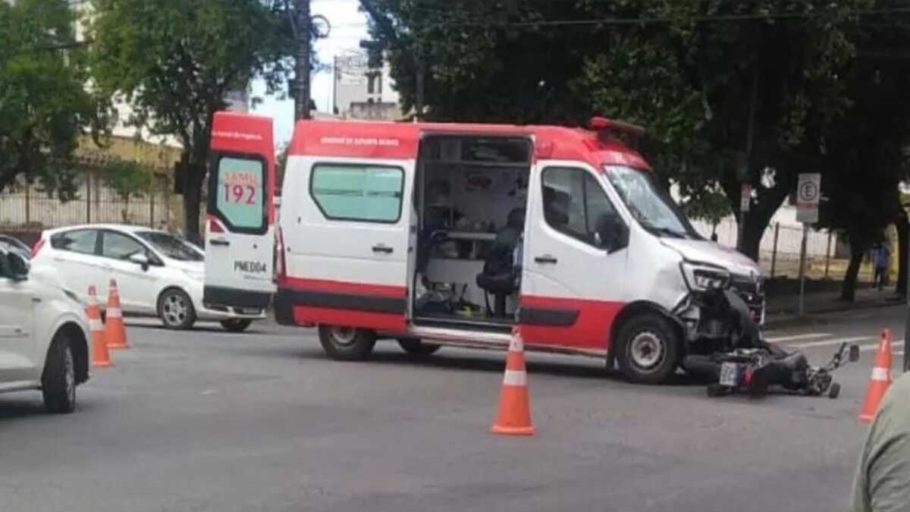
542, 167, 621, 248
311, 164, 404, 223
213, 156, 266, 233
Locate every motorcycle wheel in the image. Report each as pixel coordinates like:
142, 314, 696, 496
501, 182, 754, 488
828, 382, 841, 399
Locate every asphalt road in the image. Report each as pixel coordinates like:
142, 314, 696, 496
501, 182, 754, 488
0, 305, 906, 512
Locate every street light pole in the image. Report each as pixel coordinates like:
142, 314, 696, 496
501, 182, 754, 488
904, 212, 910, 371
294, 0, 312, 121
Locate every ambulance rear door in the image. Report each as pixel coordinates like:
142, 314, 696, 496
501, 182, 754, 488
203, 112, 276, 312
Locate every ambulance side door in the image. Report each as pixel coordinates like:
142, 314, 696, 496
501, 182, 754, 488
518, 161, 629, 351
279, 155, 414, 333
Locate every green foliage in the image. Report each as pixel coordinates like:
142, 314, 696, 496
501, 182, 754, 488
101, 160, 155, 201
89, 0, 294, 237
0, 0, 98, 200
364, 0, 873, 258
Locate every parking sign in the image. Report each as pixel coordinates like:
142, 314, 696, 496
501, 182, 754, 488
797, 173, 821, 224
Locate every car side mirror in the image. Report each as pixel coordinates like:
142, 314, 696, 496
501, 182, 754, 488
7, 252, 30, 281
129, 252, 151, 270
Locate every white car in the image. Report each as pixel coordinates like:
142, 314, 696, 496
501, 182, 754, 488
31, 224, 265, 331
0, 247, 91, 413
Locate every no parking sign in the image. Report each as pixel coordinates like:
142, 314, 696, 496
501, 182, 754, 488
797, 173, 821, 224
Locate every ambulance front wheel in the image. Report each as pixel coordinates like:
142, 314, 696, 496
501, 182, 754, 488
318, 325, 376, 361
615, 313, 681, 385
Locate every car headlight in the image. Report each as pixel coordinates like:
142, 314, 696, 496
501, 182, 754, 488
681, 262, 730, 291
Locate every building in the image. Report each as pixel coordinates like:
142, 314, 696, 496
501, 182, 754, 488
333, 50, 401, 120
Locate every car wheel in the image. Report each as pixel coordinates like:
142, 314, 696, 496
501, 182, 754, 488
220, 319, 253, 333
397, 338, 440, 357
615, 313, 681, 384
318, 325, 376, 361
158, 289, 197, 330
42, 334, 77, 414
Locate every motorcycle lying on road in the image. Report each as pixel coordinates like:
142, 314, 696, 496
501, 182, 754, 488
685, 342, 860, 398
681, 289, 860, 398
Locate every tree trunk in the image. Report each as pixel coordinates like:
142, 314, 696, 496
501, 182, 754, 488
182, 162, 206, 244
737, 188, 789, 261
897, 208, 908, 296
841, 240, 869, 302
721, 168, 790, 262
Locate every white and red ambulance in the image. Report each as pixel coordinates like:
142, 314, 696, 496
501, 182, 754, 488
203, 112, 763, 383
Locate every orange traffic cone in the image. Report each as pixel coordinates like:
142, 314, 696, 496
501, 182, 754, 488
104, 279, 129, 350
491, 328, 534, 436
87, 286, 112, 368
859, 328, 893, 423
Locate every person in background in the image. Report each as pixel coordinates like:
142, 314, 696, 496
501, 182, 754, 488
852, 373, 910, 511
871, 242, 890, 291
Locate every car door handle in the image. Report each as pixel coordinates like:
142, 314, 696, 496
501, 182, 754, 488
210, 239, 230, 247
534, 255, 558, 264
372, 244, 394, 254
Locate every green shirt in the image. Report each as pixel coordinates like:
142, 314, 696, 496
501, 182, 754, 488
852, 373, 910, 512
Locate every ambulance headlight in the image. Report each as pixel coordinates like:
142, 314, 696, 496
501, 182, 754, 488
681, 262, 730, 291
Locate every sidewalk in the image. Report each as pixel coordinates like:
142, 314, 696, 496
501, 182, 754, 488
765, 286, 904, 328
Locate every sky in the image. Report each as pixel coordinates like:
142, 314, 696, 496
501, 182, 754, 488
252, 0, 369, 147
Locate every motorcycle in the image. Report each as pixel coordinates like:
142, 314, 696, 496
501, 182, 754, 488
684, 342, 860, 398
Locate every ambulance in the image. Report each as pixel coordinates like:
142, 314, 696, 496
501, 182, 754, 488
203, 112, 764, 384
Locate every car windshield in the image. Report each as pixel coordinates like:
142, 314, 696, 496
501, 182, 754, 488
604, 165, 699, 239
136, 231, 204, 261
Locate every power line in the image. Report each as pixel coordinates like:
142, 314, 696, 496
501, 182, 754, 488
365, 6, 910, 30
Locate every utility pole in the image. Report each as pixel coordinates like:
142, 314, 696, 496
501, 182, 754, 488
294, 0, 312, 120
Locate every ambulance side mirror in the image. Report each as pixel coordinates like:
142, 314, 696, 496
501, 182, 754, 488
594, 214, 629, 254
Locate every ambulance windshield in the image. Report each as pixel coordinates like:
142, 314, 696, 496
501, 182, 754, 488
604, 166, 699, 239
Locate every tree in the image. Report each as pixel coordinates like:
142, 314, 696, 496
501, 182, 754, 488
816, 8, 910, 300
89, 0, 294, 242
0, 0, 98, 200
101, 160, 155, 223
363, 0, 867, 260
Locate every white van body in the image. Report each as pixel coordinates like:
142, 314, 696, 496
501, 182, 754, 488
205, 113, 764, 383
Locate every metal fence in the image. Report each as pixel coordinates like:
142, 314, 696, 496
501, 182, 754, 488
691, 218, 877, 283
0, 171, 176, 236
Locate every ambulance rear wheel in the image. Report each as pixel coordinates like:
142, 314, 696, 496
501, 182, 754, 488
616, 313, 681, 384
397, 338, 440, 357
318, 325, 376, 361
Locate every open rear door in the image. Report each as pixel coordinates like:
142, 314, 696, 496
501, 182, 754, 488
203, 112, 276, 312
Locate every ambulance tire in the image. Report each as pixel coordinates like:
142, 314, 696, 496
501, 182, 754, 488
615, 313, 681, 385
318, 325, 376, 361
397, 338, 441, 357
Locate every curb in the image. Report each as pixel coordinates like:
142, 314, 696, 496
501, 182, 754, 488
764, 299, 903, 330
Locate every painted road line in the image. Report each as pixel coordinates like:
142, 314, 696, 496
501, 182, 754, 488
765, 333, 831, 343
860, 340, 906, 353
790, 336, 873, 349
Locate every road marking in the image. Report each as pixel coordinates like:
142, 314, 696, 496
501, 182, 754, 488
860, 340, 906, 353
790, 336, 873, 349
765, 333, 830, 343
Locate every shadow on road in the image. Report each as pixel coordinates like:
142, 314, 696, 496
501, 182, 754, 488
0, 398, 47, 421
319, 349, 708, 387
